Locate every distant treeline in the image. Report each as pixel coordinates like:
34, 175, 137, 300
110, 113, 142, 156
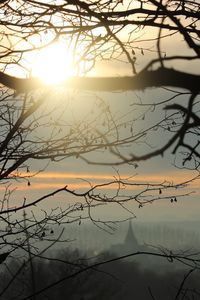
0, 248, 200, 300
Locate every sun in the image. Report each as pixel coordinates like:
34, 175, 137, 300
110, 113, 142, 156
31, 42, 74, 84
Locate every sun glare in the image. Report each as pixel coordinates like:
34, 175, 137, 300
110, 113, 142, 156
31, 42, 74, 84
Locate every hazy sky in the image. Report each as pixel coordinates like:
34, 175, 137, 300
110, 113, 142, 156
1, 19, 199, 227
4, 88, 200, 224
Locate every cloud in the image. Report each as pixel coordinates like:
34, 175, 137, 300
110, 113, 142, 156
5, 170, 199, 193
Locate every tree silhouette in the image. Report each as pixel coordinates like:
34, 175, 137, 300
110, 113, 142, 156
0, 0, 199, 163
0, 0, 199, 299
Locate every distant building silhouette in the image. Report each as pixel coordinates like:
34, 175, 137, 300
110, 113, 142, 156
110, 221, 146, 256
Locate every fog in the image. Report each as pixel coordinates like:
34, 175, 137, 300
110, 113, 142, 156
1, 220, 200, 299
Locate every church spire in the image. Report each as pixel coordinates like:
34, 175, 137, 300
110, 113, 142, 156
124, 220, 139, 248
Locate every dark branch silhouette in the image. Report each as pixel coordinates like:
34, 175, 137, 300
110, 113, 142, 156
0, 68, 199, 93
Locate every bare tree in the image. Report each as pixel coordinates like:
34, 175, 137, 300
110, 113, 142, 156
0, 0, 199, 299
0, 0, 199, 163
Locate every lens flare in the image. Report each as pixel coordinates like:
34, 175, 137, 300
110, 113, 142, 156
31, 42, 74, 84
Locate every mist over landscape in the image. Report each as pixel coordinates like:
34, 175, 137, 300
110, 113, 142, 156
1, 220, 200, 299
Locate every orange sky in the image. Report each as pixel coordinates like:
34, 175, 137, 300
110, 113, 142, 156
5, 169, 199, 192
0, 168, 198, 223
